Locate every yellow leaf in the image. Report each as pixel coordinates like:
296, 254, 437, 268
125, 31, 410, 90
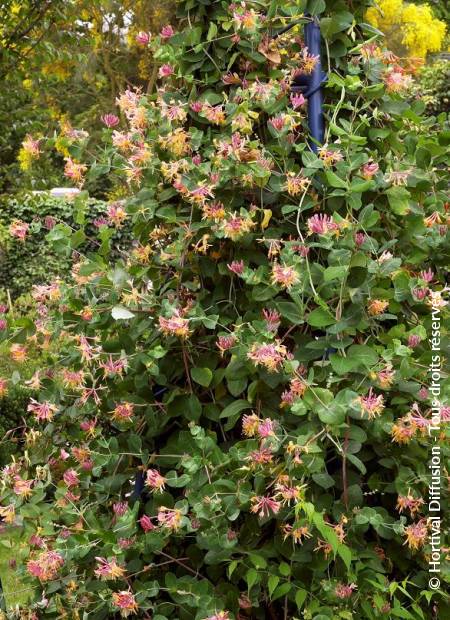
261, 209, 272, 230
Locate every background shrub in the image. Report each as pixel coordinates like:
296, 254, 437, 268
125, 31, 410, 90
0, 192, 132, 299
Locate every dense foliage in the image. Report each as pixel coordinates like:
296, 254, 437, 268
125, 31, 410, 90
0, 1, 449, 619
0, 0, 174, 194
412, 59, 450, 116
0, 193, 132, 299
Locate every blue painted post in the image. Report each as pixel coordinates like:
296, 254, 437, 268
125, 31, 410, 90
291, 17, 326, 152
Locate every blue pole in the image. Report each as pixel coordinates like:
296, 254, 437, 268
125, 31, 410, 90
291, 17, 326, 152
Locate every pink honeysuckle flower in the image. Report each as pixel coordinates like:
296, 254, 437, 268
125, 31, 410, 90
94, 557, 126, 580
227, 260, 244, 275
63, 469, 80, 488
335, 583, 357, 599
113, 502, 128, 516
157, 506, 182, 531
419, 269, 434, 283
250, 495, 281, 518
262, 308, 281, 332
358, 388, 385, 419
247, 341, 288, 372
101, 113, 120, 128
140, 515, 156, 532
361, 161, 379, 179
408, 334, 421, 348
249, 447, 274, 464
412, 287, 428, 301
257, 418, 277, 438
268, 115, 286, 131
160, 25, 175, 39
145, 468, 166, 493
112, 590, 138, 616
27, 399, 58, 422
307, 213, 337, 235
190, 101, 203, 113
271, 263, 299, 289
216, 335, 236, 355
136, 31, 150, 45
9, 220, 29, 241
355, 232, 366, 246
158, 64, 174, 78
290, 92, 306, 109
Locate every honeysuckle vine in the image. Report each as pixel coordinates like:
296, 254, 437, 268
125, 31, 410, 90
0, 1, 449, 619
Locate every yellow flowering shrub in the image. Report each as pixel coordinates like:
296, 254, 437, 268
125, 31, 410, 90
366, 0, 447, 58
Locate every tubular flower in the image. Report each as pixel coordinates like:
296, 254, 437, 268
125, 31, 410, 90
361, 161, 379, 179
358, 388, 385, 419
249, 447, 274, 464
13, 476, 33, 498
94, 557, 126, 580
145, 469, 166, 493
368, 299, 389, 316
285, 172, 309, 196
391, 419, 416, 444
140, 515, 155, 532
257, 418, 277, 439
335, 583, 357, 599
247, 341, 288, 372
307, 213, 338, 235
202, 201, 226, 221
222, 214, 254, 240
271, 263, 299, 289
250, 495, 281, 518
242, 413, 260, 437
0, 504, 15, 525
318, 146, 343, 166
27, 399, 58, 422
282, 523, 311, 544
396, 492, 425, 517
101, 113, 120, 127
9, 220, 29, 241
0, 378, 8, 397
216, 335, 236, 355
27, 550, 64, 582
157, 506, 183, 531
159, 128, 191, 157
107, 202, 127, 227
377, 365, 395, 388
64, 158, 87, 186
63, 469, 80, 488
112, 402, 134, 422
404, 519, 428, 550
159, 314, 190, 339
112, 590, 138, 617
384, 68, 412, 92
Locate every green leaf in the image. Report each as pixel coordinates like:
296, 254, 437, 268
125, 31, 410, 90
111, 306, 135, 320
207, 22, 217, 41
347, 344, 378, 368
307, 307, 335, 327
246, 567, 258, 590
191, 367, 213, 387
295, 588, 307, 610
312, 472, 335, 489
325, 170, 347, 189
268, 575, 279, 597
387, 186, 411, 215
220, 399, 252, 419
276, 301, 303, 324
272, 582, 291, 601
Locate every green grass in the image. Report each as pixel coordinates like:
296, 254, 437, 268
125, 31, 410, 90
0, 527, 34, 610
